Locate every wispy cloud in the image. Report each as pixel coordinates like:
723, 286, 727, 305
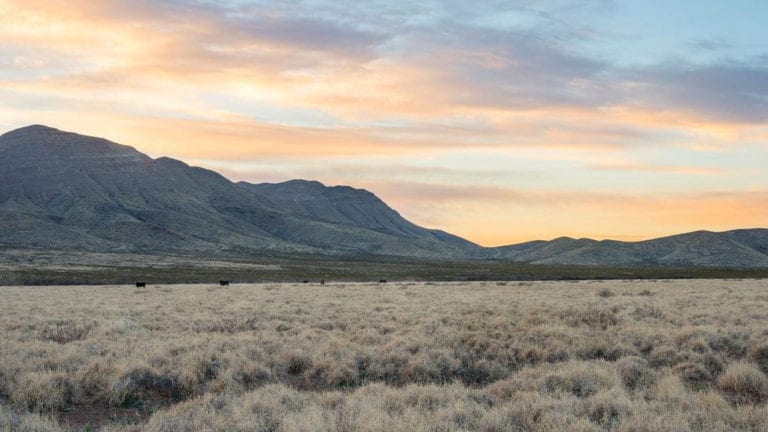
590, 163, 726, 175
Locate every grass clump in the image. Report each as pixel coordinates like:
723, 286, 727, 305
38, 319, 96, 344
748, 342, 768, 374
716, 362, 768, 405
0, 405, 62, 432
11, 372, 74, 412
615, 356, 655, 391
596, 288, 614, 298
543, 361, 618, 398
674, 361, 712, 390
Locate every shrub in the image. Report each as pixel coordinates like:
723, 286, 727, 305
544, 361, 617, 398
522, 347, 543, 365
707, 333, 748, 357
403, 351, 457, 384
631, 304, 665, 320
74, 361, 118, 402
309, 358, 359, 388
231, 363, 271, 390
12, 372, 74, 412
458, 359, 507, 385
577, 342, 635, 362
597, 288, 614, 298
477, 393, 551, 431
674, 362, 711, 390
648, 345, 686, 368
38, 320, 96, 344
0, 366, 10, 400
283, 351, 312, 375
110, 367, 184, 406
583, 390, 630, 428
615, 356, 655, 390
199, 358, 225, 382
748, 343, 768, 374
716, 362, 768, 405
699, 353, 724, 377
0, 405, 62, 432
544, 348, 570, 363
563, 307, 620, 330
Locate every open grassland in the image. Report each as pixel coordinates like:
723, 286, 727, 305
1, 280, 768, 431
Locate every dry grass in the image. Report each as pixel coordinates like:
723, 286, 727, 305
0, 279, 767, 431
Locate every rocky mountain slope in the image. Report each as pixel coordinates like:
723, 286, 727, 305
1, 125, 766, 267
0, 125, 480, 258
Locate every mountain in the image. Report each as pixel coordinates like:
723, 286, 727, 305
0, 125, 481, 258
0, 125, 766, 267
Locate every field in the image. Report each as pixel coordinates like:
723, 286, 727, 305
2, 279, 768, 431
4, 249, 768, 286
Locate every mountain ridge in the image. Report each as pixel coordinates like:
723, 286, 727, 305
0, 125, 481, 259
1, 125, 766, 267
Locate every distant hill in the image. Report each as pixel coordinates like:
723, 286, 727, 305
489, 230, 768, 267
1, 125, 766, 267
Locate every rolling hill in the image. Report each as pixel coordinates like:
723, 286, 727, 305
489, 230, 768, 267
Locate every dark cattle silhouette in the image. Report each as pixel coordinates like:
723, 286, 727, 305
219, 280, 229, 287
135, 282, 146, 288
379, 279, 387, 284
302, 280, 309, 284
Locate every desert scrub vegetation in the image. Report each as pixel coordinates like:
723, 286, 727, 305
0, 279, 767, 431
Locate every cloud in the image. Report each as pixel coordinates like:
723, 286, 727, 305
590, 163, 726, 175
685, 38, 732, 52
1, 0, 767, 243
627, 63, 768, 123
4, 0, 767, 127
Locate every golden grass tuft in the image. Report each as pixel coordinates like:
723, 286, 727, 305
716, 362, 768, 405
615, 356, 655, 391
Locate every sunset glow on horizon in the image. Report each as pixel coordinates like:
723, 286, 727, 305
1, 0, 767, 245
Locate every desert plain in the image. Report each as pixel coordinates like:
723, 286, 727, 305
2, 279, 768, 432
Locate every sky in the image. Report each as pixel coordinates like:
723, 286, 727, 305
1, 0, 767, 246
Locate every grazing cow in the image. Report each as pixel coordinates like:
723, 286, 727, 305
302, 280, 309, 284
135, 282, 146, 288
379, 279, 387, 284
219, 280, 229, 287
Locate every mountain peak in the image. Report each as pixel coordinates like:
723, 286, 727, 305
252, 179, 327, 190
0, 125, 145, 159
0, 124, 62, 139
16, 124, 58, 131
